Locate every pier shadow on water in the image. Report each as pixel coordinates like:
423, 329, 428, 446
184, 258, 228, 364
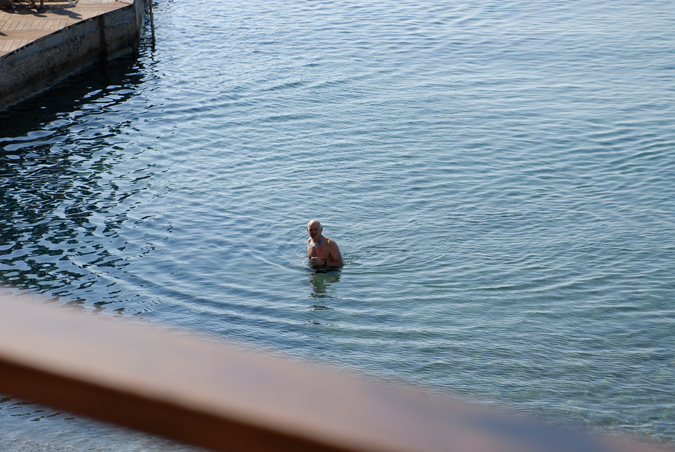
0, 52, 153, 300
0, 52, 147, 136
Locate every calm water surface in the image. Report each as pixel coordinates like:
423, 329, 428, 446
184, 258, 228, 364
1, 0, 675, 449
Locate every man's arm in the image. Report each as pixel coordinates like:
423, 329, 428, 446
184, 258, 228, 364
326, 241, 343, 267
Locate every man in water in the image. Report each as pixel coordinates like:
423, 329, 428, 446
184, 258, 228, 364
307, 219, 343, 268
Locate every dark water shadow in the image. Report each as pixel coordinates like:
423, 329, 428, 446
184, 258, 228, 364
0, 51, 154, 297
0, 52, 147, 138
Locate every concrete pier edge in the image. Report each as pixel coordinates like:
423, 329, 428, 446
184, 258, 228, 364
0, 0, 148, 112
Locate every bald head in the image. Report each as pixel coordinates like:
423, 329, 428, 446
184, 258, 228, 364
307, 219, 323, 243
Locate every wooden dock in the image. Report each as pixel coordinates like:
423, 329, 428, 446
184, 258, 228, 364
0, 0, 144, 110
0, 0, 132, 58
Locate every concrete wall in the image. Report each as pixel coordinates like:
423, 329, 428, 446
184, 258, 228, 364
0, 0, 147, 111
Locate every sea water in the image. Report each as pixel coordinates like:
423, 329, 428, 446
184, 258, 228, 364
1, 0, 674, 449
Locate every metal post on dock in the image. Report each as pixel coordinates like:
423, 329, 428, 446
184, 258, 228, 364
149, 0, 155, 48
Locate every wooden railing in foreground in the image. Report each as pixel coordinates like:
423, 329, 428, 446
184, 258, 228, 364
0, 294, 665, 452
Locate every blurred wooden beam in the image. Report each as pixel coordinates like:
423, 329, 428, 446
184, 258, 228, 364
0, 294, 665, 452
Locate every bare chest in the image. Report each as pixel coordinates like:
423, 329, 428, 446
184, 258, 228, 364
307, 242, 329, 259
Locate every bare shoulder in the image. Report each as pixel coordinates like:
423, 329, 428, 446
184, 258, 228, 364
325, 237, 340, 249
325, 236, 343, 265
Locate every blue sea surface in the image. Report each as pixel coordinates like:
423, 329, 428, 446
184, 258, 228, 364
1, 0, 674, 449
